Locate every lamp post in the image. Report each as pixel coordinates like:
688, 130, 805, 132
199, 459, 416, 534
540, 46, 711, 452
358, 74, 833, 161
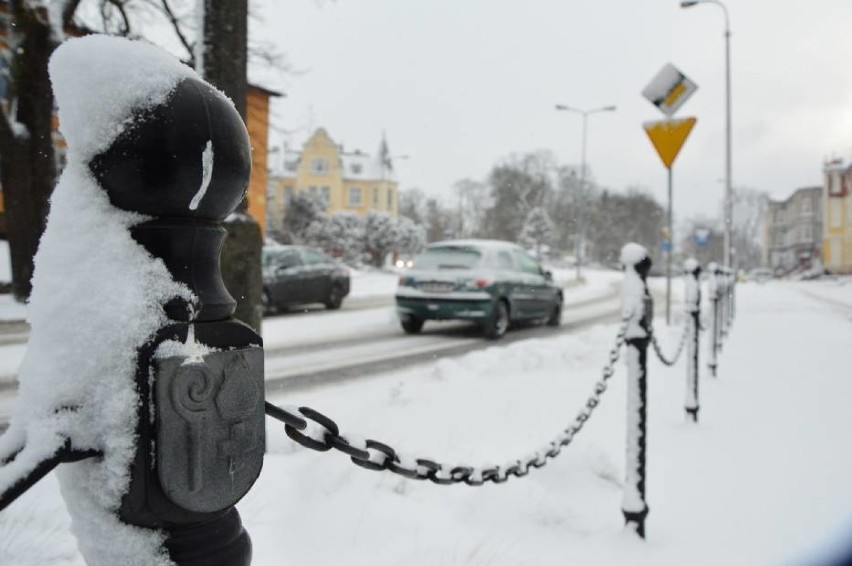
681, 0, 732, 268
555, 104, 617, 280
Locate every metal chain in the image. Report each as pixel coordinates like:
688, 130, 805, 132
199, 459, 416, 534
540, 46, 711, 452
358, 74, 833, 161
650, 319, 690, 367
265, 317, 631, 487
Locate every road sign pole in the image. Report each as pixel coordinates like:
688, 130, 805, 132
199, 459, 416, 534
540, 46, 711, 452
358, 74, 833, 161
666, 167, 673, 325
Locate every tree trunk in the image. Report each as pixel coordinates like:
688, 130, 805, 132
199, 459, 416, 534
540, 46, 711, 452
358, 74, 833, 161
0, 5, 59, 300
199, 0, 262, 332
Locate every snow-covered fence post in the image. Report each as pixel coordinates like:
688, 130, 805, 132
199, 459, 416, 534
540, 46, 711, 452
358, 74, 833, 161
0, 37, 264, 566
104, 48, 264, 565
727, 267, 737, 329
684, 259, 702, 422
707, 262, 719, 377
731, 269, 737, 324
620, 243, 653, 539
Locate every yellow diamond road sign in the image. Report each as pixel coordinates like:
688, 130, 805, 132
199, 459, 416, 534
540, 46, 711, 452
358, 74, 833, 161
643, 117, 697, 170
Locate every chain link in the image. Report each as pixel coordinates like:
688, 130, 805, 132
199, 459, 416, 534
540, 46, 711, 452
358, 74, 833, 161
650, 319, 690, 367
265, 317, 631, 487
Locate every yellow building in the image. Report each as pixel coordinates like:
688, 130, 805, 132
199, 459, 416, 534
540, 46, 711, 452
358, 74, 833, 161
267, 128, 400, 236
823, 159, 852, 273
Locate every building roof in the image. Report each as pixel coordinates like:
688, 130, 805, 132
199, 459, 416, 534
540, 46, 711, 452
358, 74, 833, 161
768, 185, 821, 206
268, 130, 396, 182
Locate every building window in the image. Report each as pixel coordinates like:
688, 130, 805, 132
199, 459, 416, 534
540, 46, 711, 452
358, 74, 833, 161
372, 188, 379, 208
285, 160, 297, 172
312, 157, 329, 174
387, 188, 393, 210
828, 172, 845, 197
352, 163, 362, 174
349, 187, 362, 207
321, 186, 331, 205
284, 186, 294, 203
830, 201, 842, 228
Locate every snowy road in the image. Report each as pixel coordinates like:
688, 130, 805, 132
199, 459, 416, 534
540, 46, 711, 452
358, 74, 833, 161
264, 287, 622, 393
0, 284, 621, 428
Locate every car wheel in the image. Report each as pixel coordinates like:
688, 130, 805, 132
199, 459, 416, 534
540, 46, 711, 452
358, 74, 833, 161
484, 299, 509, 340
325, 285, 344, 310
401, 315, 424, 334
262, 289, 276, 315
546, 297, 562, 327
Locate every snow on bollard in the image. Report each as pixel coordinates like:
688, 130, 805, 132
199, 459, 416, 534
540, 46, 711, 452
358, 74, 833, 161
718, 267, 728, 341
619, 243, 652, 539
725, 267, 735, 333
684, 259, 702, 422
0, 36, 263, 566
707, 262, 720, 377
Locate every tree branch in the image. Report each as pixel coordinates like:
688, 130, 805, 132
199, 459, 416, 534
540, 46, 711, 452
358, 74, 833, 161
60, 0, 83, 28
147, 0, 196, 66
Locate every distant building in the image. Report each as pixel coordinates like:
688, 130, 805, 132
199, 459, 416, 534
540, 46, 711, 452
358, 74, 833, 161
266, 128, 399, 236
823, 159, 852, 274
763, 186, 822, 274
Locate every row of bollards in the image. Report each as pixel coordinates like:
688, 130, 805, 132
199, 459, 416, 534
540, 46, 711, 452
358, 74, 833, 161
620, 244, 735, 539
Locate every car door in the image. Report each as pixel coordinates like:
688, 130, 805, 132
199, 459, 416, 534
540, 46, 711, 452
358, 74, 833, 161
511, 249, 549, 318
270, 249, 305, 306
300, 248, 332, 303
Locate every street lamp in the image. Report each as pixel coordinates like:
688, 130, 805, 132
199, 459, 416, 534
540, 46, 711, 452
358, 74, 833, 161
681, 0, 733, 268
555, 104, 617, 279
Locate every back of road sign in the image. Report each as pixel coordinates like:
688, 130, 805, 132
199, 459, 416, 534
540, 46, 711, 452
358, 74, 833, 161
642, 63, 698, 117
643, 117, 697, 170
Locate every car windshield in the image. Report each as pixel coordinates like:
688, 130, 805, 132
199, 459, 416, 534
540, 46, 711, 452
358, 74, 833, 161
412, 246, 482, 270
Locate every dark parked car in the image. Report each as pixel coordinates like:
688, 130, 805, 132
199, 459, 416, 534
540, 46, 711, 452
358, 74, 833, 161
262, 245, 350, 313
395, 240, 563, 339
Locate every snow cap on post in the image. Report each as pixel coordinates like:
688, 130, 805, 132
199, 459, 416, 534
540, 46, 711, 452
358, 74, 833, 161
620, 242, 651, 278
684, 257, 700, 275
51, 34, 251, 221
620, 243, 652, 336
50, 35, 199, 163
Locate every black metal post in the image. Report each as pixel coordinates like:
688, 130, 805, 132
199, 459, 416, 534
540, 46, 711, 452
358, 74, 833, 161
90, 77, 263, 565
708, 262, 719, 377
726, 268, 735, 332
620, 244, 652, 539
731, 271, 736, 323
684, 260, 701, 422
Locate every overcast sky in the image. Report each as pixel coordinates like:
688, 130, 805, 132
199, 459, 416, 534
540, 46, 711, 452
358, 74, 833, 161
250, 0, 852, 219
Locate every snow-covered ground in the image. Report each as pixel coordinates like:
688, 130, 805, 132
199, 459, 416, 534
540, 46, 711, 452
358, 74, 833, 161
0, 241, 10, 284
2, 281, 851, 565
790, 275, 852, 309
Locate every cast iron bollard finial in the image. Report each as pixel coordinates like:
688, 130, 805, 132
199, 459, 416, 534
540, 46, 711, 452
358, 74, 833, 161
97, 76, 265, 565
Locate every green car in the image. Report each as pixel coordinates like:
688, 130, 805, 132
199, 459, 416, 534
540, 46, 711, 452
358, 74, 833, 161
395, 240, 563, 339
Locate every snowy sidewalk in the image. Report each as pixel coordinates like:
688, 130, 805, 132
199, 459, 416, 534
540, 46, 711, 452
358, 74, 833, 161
2, 281, 852, 565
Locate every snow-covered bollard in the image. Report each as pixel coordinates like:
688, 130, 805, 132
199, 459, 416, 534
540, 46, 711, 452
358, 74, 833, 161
707, 262, 719, 377
684, 259, 702, 422
719, 266, 730, 342
619, 243, 653, 539
0, 36, 263, 566
725, 267, 735, 333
